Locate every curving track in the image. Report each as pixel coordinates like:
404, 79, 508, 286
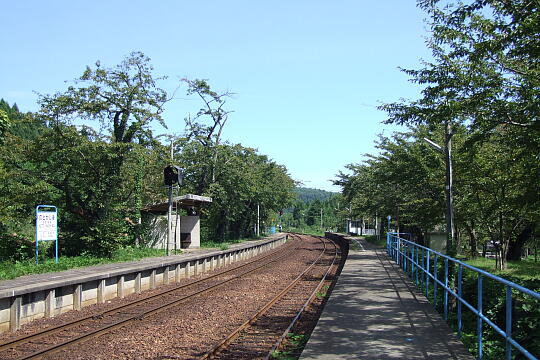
201, 234, 340, 359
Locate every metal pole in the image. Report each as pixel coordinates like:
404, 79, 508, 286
167, 185, 172, 256
166, 140, 174, 256
257, 204, 260, 237
423, 129, 455, 256
35, 206, 39, 265
445, 120, 456, 256
177, 199, 181, 252
376, 213, 379, 241
396, 205, 400, 234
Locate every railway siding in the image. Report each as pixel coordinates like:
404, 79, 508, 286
0, 234, 287, 334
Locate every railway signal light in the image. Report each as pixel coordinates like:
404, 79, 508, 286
164, 165, 183, 186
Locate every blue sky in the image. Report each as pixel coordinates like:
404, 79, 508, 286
1, 1, 431, 191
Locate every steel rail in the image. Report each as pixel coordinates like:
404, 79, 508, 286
2, 236, 297, 359
200, 234, 335, 360
264, 235, 339, 359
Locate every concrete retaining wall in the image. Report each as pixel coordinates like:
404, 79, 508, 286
324, 232, 350, 252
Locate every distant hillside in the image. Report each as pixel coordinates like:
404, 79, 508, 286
295, 187, 336, 203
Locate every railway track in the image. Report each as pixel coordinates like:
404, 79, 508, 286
0, 233, 343, 360
200, 234, 340, 360
0, 236, 300, 360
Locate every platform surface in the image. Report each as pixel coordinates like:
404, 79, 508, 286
300, 237, 474, 360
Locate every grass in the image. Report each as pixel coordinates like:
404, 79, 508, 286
284, 227, 325, 237
348, 238, 364, 251
363, 235, 387, 248
465, 256, 540, 280
346, 235, 386, 250
200, 235, 264, 251
0, 235, 270, 282
316, 285, 330, 299
0, 247, 170, 281
271, 333, 309, 360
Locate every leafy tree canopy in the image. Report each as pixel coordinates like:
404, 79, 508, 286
38, 51, 169, 144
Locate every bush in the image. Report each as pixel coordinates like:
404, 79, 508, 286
0, 232, 34, 261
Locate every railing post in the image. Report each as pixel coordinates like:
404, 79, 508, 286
458, 264, 463, 338
421, 248, 426, 289
408, 242, 412, 275
434, 255, 438, 308
411, 245, 415, 279
403, 241, 407, 273
426, 251, 430, 298
407, 243, 412, 276
444, 258, 448, 321
397, 237, 401, 266
404, 241, 407, 272
505, 286, 512, 360
477, 274, 483, 360
415, 247, 419, 285
387, 232, 390, 255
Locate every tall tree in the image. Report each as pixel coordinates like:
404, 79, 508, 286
38, 51, 168, 144
376, 0, 540, 267
0, 109, 8, 144
177, 141, 295, 242
183, 79, 233, 190
34, 52, 170, 255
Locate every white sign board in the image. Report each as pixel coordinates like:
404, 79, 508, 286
37, 211, 57, 241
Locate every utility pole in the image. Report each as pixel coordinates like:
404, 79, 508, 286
257, 204, 260, 237
444, 120, 456, 256
167, 139, 180, 256
423, 119, 456, 256
320, 208, 323, 229
167, 141, 174, 256
375, 212, 380, 241
396, 205, 400, 234
348, 203, 352, 233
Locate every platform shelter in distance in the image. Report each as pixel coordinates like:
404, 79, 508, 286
142, 194, 212, 250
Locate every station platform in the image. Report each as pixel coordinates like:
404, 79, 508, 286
0, 234, 287, 333
0, 234, 284, 299
300, 237, 473, 360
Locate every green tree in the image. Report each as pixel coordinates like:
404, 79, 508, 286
336, 128, 447, 244
182, 79, 233, 193
34, 52, 170, 256
177, 140, 294, 242
375, 0, 540, 267
0, 109, 8, 144
38, 51, 168, 144
1, 99, 46, 141
0, 102, 54, 261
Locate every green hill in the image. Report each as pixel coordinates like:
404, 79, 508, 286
295, 187, 336, 203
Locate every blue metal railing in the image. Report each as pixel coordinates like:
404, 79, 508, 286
386, 233, 540, 360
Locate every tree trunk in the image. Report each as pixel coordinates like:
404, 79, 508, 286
464, 221, 478, 259
506, 222, 535, 261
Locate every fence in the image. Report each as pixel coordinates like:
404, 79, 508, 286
386, 233, 540, 360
